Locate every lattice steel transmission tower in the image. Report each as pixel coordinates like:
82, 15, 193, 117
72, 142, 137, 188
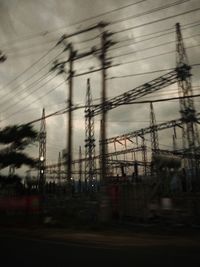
150, 102, 159, 152
38, 108, 46, 193
57, 152, 61, 185
150, 102, 159, 175
176, 23, 199, 183
79, 146, 83, 192
140, 130, 147, 176
176, 23, 199, 148
85, 78, 96, 191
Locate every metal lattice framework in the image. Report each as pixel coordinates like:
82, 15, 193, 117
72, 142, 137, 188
150, 102, 159, 175
38, 108, 46, 191
85, 79, 96, 188
46, 146, 144, 171
176, 23, 200, 186
139, 130, 147, 176
150, 102, 159, 152
92, 68, 187, 116
176, 23, 199, 149
44, 23, 200, 190
105, 112, 200, 145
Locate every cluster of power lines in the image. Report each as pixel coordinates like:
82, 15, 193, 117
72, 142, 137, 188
0, 0, 200, 126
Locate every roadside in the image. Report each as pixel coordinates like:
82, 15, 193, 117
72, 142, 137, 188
1, 223, 200, 248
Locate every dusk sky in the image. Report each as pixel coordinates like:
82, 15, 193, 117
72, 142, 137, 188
0, 0, 200, 176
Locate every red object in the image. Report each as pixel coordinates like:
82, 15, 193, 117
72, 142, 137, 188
107, 184, 120, 217
0, 195, 40, 213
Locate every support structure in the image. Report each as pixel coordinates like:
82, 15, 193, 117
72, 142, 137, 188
150, 102, 159, 152
176, 22, 199, 186
57, 152, 61, 185
105, 112, 200, 145
139, 130, 147, 176
92, 68, 182, 116
150, 102, 159, 175
176, 23, 198, 146
79, 146, 82, 192
46, 147, 145, 173
99, 31, 115, 184
67, 43, 75, 183
85, 78, 96, 191
38, 108, 46, 193
173, 126, 177, 151
52, 22, 107, 184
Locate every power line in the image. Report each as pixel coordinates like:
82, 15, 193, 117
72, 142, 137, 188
70, 5, 200, 59
6, 94, 200, 127
0, 80, 67, 124
0, 74, 57, 114
26, 104, 85, 126
4, 38, 56, 53
108, 87, 200, 100
0, 45, 57, 91
0, 0, 147, 49
108, 68, 175, 79
14, 86, 200, 115
110, 0, 190, 25
110, 26, 200, 53
1, 0, 193, 60
139, 86, 200, 96
114, 19, 200, 45
71, 58, 200, 80
140, 91, 200, 101
111, 43, 200, 68
4, 18, 200, 58
6, 47, 55, 59
75, 24, 200, 72
2, 26, 200, 122
5, 34, 99, 55
1, 0, 198, 65
2, 0, 188, 51
0, 50, 63, 105
107, 64, 200, 80
108, 33, 200, 60
72, 23, 200, 74
112, 94, 200, 105
113, 7, 200, 35
16, 101, 67, 113
0, 72, 50, 108
48, 39, 200, 82
3, 4, 200, 62
77, 21, 200, 59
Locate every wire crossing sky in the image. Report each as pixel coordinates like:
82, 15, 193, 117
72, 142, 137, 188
0, 0, 200, 174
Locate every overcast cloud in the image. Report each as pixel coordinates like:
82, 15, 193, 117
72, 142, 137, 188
0, 0, 200, 176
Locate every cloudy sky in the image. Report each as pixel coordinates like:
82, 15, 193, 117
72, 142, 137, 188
0, 0, 200, 176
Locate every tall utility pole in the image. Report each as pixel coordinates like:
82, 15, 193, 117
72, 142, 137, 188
67, 43, 75, 183
176, 22, 199, 188
172, 126, 177, 151
85, 78, 96, 191
98, 31, 116, 222
52, 22, 108, 185
51, 42, 76, 184
99, 31, 115, 185
100, 32, 107, 185
57, 152, 61, 186
79, 146, 82, 192
38, 108, 46, 194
